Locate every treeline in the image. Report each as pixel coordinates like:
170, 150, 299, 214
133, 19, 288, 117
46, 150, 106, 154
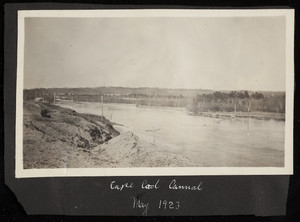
23, 88, 192, 107
24, 90, 55, 103
24, 88, 285, 113
23, 86, 211, 98
190, 91, 285, 113
68, 94, 189, 108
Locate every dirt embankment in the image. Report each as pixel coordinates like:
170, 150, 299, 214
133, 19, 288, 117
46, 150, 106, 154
92, 128, 195, 168
23, 101, 193, 169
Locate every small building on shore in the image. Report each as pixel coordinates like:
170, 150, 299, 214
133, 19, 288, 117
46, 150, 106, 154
34, 97, 44, 102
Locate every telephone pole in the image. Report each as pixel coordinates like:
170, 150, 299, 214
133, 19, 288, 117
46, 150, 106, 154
101, 94, 104, 119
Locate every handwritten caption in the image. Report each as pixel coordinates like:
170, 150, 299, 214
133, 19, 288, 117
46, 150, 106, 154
110, 179, 203, 216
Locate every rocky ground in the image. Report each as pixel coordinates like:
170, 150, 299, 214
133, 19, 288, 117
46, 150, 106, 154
23, 100, 194, 169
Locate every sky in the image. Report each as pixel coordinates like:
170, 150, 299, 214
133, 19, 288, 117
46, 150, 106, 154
23, 16, 286, 91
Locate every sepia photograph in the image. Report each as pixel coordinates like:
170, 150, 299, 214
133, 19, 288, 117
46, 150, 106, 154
15, 9, 294, 177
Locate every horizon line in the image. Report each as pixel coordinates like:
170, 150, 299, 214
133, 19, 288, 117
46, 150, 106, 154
23, 85, 286, 93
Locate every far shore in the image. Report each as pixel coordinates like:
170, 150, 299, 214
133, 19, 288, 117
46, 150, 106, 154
189, 111, 285, 121
57, 99, 285, 121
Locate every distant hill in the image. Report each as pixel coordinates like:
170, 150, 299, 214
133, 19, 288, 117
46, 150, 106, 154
24, 86, 284, 98
24, 86, 285, 113
24, 86, 214, 98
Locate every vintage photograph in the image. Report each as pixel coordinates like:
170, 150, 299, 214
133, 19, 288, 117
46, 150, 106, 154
16, 10, 294, 177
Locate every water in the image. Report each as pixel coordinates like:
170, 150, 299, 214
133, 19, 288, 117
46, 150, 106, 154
58, 101, 285, 167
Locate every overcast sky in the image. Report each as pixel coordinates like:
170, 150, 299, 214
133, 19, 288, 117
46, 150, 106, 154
23, 16, 286, 91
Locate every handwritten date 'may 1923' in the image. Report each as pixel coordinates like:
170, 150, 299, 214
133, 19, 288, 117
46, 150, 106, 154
131, 197, 181, 216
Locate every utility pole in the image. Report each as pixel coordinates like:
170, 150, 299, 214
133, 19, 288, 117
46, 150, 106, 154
235, 104, 237, 116
145, 128, 160, 145
101, 94, 104, 119
247, 100, 251, 132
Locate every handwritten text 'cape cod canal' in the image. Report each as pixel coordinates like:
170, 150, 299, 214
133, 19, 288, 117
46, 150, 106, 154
110, 179, 203, 191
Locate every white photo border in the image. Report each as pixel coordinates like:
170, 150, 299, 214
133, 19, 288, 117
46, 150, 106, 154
16, 9, 294, 178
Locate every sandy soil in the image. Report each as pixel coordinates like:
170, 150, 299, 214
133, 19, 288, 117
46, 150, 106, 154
23, 100, 194, 169
91, 126, 195, 167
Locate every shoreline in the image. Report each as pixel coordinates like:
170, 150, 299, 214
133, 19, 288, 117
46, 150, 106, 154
189, 111, 285, 121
